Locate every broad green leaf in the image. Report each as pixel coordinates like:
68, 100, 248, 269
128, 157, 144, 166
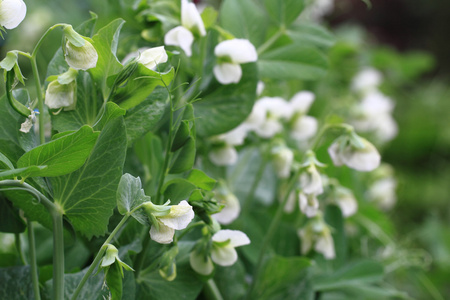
169, 138, 196, 174
250, 255, 314, 300
90, 19, 125, 99
94, 102, 126, 132
137, 241, 204, 300
264, 0, 305, 26
287, 23, 336, 49
51, 71, 103, 132
0, 166, 47, 180
117, 173, 146, 215
0, 195, 26, 233
187, 169, 216, 191
194, 63, 257, 137
17, 126, 99, 177
162, 178, 197, 202
113, 65, 174, 110
124, 86, 169, 145
220, 0, 268, 47
259, 45, 328, 80
0, 266, 35, 299
51, 117, 127, 238
313, 260, 384, 292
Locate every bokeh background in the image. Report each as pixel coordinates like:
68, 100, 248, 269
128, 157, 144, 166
1, 0, 449, 298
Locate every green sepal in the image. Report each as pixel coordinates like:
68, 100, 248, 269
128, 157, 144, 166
63, 25, 86, 47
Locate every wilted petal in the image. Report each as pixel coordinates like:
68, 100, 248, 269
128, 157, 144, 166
164, 26, 194, 57
213, 63, 242, 84
214, 39, 257, 64
138, 46, 168, 70
209, 145, 238, 166
189, 251, 214, 275
150, 222, 175, 244
159, 200, 195, 230
20, 117, 33, 133
0, 0, 26, 29
212, 229, 250, 248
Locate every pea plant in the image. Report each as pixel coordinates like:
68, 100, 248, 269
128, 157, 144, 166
0, 0, 419, 299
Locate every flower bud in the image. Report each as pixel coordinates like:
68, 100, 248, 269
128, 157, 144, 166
63, 26, 98, 70
45, 68, 78, 110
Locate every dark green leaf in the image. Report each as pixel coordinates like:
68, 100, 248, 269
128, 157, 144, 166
264, 0, 305, 26
162, 178, 197, 202
187, 169, 216, 191
106, 263, 123, 300
17, 125, 99, 177
0, 195, 26, 233
0, 266, 35, 299
169, 138, 196, 174
287, 23, 335, 49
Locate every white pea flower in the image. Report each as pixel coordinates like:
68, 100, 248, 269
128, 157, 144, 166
283, 190, 297, 213
368, 177, 397, 210
146, 200, 195, 244
291, 116, 318, 141
299, 192, 319, 218
305, 0, 334, 22
256, 81, 265, 96
351, 67, 383, 94
189, 249, 214, 275
246, 97, 290, 138
137, 46, 168, 70
212, 192, 241, 225
272, 146, 294, 178
63, 25, 98, 70
0, 0, 26, 30
298, 219, 335, 259
100, 244, 134, 275
334, 187, 358, 217
45, 68, 78, 111
290, 91, 315, 114
314, 230, 335, 259
213, 39, 257, 85
209, 145, 238, 166
211, 230, 250, 266
217, 123, 249, 146
164, 0, 205, 57
328, 135, 381, 172
300, 164, 324, 195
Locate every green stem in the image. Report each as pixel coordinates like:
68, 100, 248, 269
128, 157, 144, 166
257, 27, 285, 56
204, 279, 224, 300
27, 220, 41, 300
71, 214, 130, 300
30, 57, 45, 144
245, 169, 301, 299
14, 233, 27, 265
51, 210, 64, 300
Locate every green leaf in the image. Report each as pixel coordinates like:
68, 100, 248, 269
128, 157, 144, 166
113, 65, 174, 110
106, 263, 123, 300
0, 195, 26, 233
0, 152, 14, 169
220, 0, 268, 47
250, 255, 314, 300
187, 169, 216, 191
264, 0, 305, 26
171, 120, 192, 152
0, 166, 47, 180
90, 19, 125, 99
213, 261, 248, 300
51, 117, 127, 238
0, 266, 35, 299
169, 138, 196, 174
94, 102, 126, 132
194, 63, 257, 137
287, 23, 336, 49
162, 178, 197, 202
313, 260, 384, 292
259, 45, 328, 80
17, 125, 99, 177
117, 173, 146, 215
124, 86, 169, 145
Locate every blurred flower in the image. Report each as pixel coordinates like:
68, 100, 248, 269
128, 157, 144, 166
298, 217, 335, 259
272, 145, 294, 178
213, 39, 257, 84
305, 0, 334, 22
165, 0, 205, 56
300, 164, 324, 195
212, 191, 241, 225
209, 145, 238, 166
0, 0, 26, 30
289, 91, 315, 114
328, 134, 381, 172
288, 91, 318, 141
299, 192, 319, 217
209, 123, 249, 166
144, 200, 195, 244
334, 186, 358, 217
246, 97, 290, 138
256, 81, 265, 96
137, 46, 168, 70
45, 68, 78, 111
368, 177, 397, 210
351, 67, 383, 94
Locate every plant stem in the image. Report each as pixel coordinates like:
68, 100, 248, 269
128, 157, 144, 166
30, 58, 45, 144
51, 210, 64, 300
14, 233, 27, 265
27, 219, 41, 300
245, 168, 301, 299
204, 279, 224, 300
257, 27, 285, 56
71, 214, 130, 300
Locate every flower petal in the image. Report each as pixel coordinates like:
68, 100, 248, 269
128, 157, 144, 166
189, 251, 214, 275
0, 0, 26, 29
64, 39, 98, 70
137, 46, 168, 70
181, 0, 206, 36
213, 63, 242, 85
208, 145, 238, 166
290, 91, 315, 114
45, 80, 76, 110
212, 193, 241, 225
164, 26, 194, 57
291, 116, 318, 141
159, 200, 195, 230
211, 245, 237, 266
212, 229, 250, 247
150, 223, 175, 244
214, 39, 257, 64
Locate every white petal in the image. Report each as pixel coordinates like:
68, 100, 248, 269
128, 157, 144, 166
214, 39, 257, 64
254, 119, 283, 138
299, 193, 319, 218
137, 46, 168, 70
213, 63, 242, 84
290, 91, 315, 113
150, 223, 175, 244
341, 139, 381, 172
351, 67, 382, 93
315, 233, 335, 260
298, 228, 313, 255
211, 245, 238, 266
283, 191, 297, 213
219, 124, 249, 146
336, 191, 358, 217
212, 229, 250, 247
159, 200, 195, 230
256, 81, 265, 96
327, 142, 344, 167
181, 0, 206, 36
300, 165, 323, 195
256, 97, 291, 119
20, 117, 33, 133
272, 147, 293, 178
164, 26, 194, 57
291, 116, 318, 141
65, 39, 98, 70
209, 145, 238, 166
45, 80, 76, 109
359, 91, 394, 115
212, 193, 241, 225
189, 251, 214, 275
0, 0, 26, 29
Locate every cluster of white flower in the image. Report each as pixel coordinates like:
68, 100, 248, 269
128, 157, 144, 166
350, 67, 398, 143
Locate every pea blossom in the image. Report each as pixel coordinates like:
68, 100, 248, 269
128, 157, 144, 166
63, 25, 98, 70
213, 39, 257, 85
45, 68, 78, 110
298, 217, 335, 259
0, 0, 26, 30
212, 191, 241, 225
137, 46, 168, 70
